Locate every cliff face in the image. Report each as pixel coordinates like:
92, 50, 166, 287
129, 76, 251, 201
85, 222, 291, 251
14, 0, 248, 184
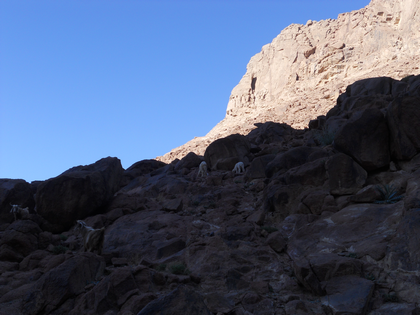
157, 0, 420, 163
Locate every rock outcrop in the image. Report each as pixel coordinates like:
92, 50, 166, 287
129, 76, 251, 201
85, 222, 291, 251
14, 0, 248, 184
157, 0, 420, 164
36, 157, 124, 233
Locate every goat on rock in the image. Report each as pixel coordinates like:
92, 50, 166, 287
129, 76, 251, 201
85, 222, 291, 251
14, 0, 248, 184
10, 204, 29, 221
198, 161, 208, 178
75, 220, 105, 255
232, 162, 245, 174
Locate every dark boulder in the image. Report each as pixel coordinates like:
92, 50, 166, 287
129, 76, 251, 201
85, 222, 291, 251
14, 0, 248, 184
36, 157, 124, 233
266, 146, 329, 178
22, 252, 105, 315
137, 285, 211, 315
245, 154, 276, 180
0, 179, 34, 224
326, 153, 367, 195
247, 122, 292, 145
334, 108, 390, 171
204, 134, 251, 171
0, 220, 42, 262
124, 159, 166, 180
175, 152, 203, 171
387, 95, 420, 160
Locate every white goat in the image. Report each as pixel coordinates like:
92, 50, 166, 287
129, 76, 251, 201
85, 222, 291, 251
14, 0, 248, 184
10, 204, 29, 221
75, 220, 105, 255
198, 161, 208, 178
232, 162, 245, 174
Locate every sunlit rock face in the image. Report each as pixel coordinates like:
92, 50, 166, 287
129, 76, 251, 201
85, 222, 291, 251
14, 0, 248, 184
157, 0, 420, 163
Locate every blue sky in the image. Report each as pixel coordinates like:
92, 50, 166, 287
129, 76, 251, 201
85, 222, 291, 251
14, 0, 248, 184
0, 0, 370, 182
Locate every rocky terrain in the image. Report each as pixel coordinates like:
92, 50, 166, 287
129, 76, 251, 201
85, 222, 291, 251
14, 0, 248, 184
1, 74, 420, 314
2, 0, 420, 314
157, 0, 420, 164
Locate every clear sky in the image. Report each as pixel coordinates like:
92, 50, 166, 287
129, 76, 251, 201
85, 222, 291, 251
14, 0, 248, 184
1, 0, 370, 182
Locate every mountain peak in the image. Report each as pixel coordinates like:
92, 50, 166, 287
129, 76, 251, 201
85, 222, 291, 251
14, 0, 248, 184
157, 0, 420, 163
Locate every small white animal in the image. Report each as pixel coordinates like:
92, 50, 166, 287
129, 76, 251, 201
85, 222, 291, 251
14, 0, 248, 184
198, 161, 208, 178
232, 162, 245, 174
75, 220, 105, 255
10, 204, 29, 221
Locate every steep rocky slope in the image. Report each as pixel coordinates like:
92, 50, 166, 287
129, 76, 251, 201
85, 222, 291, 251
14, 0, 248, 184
157, 0, 420, 164
1, 74, 420, 314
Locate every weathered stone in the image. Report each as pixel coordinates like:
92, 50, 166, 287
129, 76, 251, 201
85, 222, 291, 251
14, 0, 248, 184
266, 146, 326, 178
291, 257, 325, 296
285, 299, 324, 315
0, 220, 42, 262
161, 198, 183, 213
174, 152, 203, 171
204, 134, 251, 171
386, 209, 420, 272
321, 275, 374, 315
281, 158, 327, 187
326, 153, 367, 195
370, 303, 419, 315
247, 121, 292, 145
226, 269, 250, 291
265, 231, 286, 253
22, 252, 105, 315
387, 95, 420, 160
334, 108, 390, 171
69, 266, 138, 315
349, 184, 382, 203
156, 239, 186, 259
137, 285, 211, 315
203, 292, 235, 314
263, 184, 303, 220
245, 154, 276, 180
223, 224, 253, 241
36, 157, 124, 232
0, 179, 34, 224
308, 253, 363, 282
122, 159, 166, 186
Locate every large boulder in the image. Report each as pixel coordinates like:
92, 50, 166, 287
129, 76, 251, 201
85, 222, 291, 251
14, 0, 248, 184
386, 209, 420, 272
387, 95, 420, 160
22, 252, 105, 315
69, 266, 141, 315
345, 77, 395, 98
138, 285, 211, 315
321, 275, 374, 315
326, 153, 367, 195
103, 210, 190, 262
122, 159, 166, 187
204, 134, 251, 171
0, 179, 34, 224
287, 202, 405, 263
36, 157, 124, 232
281, 158, 328, 187
175, 152, 203, 171
0, 220, 42, 262
334, 108, 390, 171
263, 184, 306, 220
265, 146, 329, 178
245, 154, 276, 180
246, 122, 293, 145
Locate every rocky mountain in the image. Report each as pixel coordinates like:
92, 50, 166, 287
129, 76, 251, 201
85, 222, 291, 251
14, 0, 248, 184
1, 74, 420, 314
2, 0, 420, 314
157, 0, 420, 164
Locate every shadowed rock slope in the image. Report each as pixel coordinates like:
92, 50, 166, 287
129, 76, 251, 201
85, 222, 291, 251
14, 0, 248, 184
1, 75, 420, 314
